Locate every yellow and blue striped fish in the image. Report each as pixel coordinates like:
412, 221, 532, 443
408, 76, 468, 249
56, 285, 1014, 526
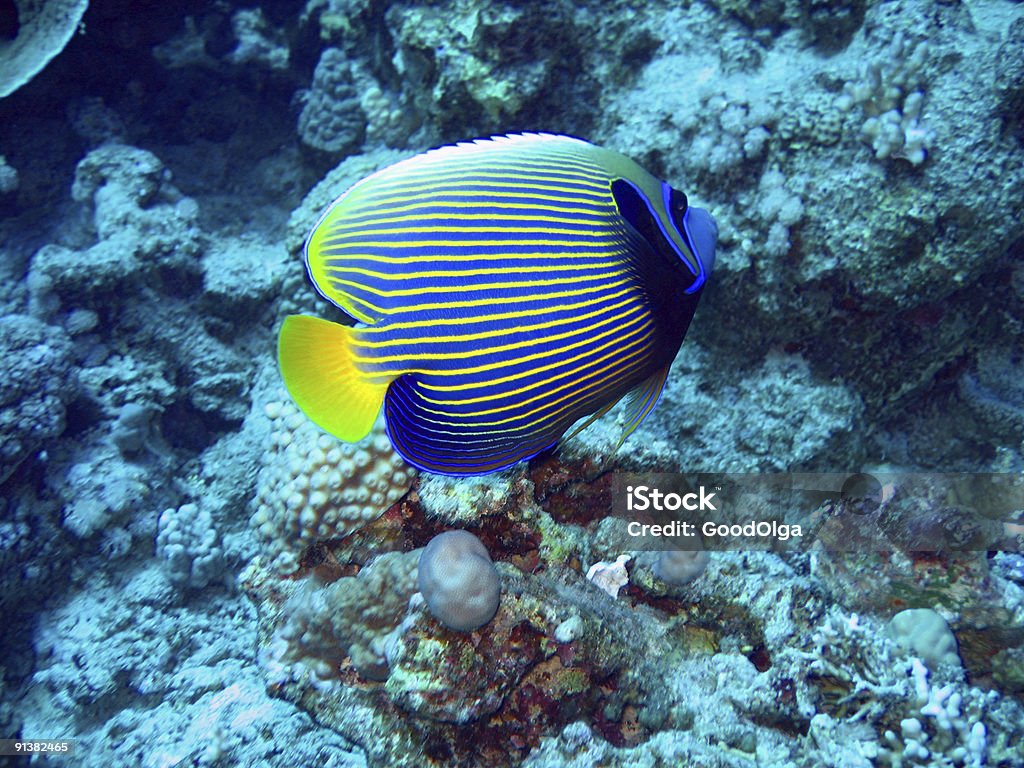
279, 133, 717, 476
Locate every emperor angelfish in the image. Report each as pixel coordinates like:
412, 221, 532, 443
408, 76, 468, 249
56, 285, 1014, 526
279, 133, 717, 476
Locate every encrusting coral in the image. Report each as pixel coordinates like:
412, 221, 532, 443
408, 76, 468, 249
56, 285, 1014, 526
0, 314, 78, 484
270, 550, 420, 682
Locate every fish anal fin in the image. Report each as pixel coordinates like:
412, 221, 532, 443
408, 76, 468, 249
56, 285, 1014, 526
278, 314, 390, 442
616, 364, 671, 449
562, 399, 621, 445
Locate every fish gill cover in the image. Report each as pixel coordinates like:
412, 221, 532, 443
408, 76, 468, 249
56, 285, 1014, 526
0, 1, 1022, 767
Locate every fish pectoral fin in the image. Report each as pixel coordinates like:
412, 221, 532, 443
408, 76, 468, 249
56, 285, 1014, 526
615, 364, 671, 449
278, 315, 390, 442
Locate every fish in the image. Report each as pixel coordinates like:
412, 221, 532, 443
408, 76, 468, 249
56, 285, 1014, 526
278, 133, 717, 476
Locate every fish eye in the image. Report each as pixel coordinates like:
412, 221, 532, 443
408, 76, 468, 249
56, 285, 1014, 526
613, 178, 700, 285
669, 188, 688, 222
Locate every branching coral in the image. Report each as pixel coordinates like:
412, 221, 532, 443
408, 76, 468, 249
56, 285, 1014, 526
838, 32, 932, 165
156, 503, 225, 590
803, 608, 1002, 766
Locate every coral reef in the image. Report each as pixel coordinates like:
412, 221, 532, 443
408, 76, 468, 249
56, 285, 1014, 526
888, 608, 962, 670
995, 18, 1024, 138
1, 0, 1023, 766
802, 608, 1007, 767
0, 154, 18, 193
28, 144, 202, 306
647, 350, 864, 472
958, 344, 1024, 443
838, 32, 933, 164
653, 549, 711, 586
156, 503, 226, 590
385, 1, 568, 133
270, 549, 420, 681
298, 47, 365, 153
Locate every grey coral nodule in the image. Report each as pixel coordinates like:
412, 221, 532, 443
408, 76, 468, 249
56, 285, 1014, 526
418, 530, 501, 633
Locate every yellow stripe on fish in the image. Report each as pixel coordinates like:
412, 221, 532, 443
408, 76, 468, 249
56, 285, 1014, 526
279, 133, 717, 476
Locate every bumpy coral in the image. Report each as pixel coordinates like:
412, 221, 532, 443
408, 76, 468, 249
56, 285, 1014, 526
251, 398, 415, 573
0, 314, 78, 484
687, 89, 776, 176
349, 61, 415, 147
755, 168, 805, 259
156, 503, 225, 590
298, 47, 366, 153
775, 89, 845, 150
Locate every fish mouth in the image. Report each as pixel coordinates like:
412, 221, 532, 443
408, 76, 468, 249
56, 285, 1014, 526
683, 206, 718, 282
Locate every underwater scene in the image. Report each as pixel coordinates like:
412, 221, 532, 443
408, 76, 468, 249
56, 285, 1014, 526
2, 0, 1024, 765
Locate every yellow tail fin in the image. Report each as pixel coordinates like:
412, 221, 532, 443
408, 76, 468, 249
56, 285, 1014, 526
278, 315, 389, 442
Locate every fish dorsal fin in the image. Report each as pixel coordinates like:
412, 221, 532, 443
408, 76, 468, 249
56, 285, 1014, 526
420, 132, 593, 160
398, 134, 600, 180
615, 364, 671, 449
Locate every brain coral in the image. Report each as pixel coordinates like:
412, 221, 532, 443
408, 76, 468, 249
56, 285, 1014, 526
251, 398, 415, 573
